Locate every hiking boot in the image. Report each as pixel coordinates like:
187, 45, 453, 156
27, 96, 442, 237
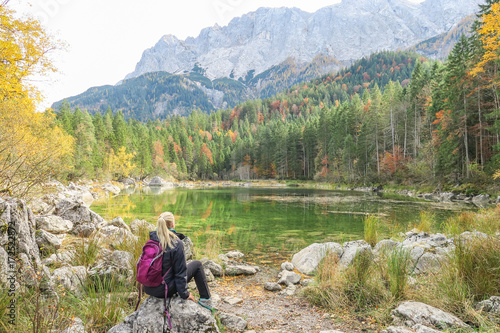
198, 298, 217, 312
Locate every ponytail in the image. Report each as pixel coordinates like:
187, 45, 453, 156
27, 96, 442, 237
157, 212, 178, 250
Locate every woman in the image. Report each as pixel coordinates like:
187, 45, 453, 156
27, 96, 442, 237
143, 211, 215, 311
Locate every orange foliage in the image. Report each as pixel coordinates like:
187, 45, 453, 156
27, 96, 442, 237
257, 112, 264, 124
379, 146, 408, 176
200, 143, 213, 165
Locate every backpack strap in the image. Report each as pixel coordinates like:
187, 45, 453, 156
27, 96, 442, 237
134, 283, 142, 312
162, 267, 172, 329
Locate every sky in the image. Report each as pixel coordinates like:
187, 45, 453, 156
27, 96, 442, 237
11, 0, 422, 110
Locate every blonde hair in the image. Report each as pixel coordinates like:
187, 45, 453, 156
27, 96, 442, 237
157, 212, 178, 250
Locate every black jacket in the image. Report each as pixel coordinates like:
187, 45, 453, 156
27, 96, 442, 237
143, 231, 189, 299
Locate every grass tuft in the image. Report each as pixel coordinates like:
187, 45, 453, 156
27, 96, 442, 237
364, 215, 379, 247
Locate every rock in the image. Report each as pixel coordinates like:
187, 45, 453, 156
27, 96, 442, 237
471, 194, 490, 207
223, 296, 243, 305
280, 262, 294, 271
183, 236, 195, 261
319, 331, 347, 333
52, 266, 87, 294
54, 199, 105, 237
225, 250, 244, 259
35, 229, 61, 255
110, 251, 133, 270
202, 260, 223, 277
412, 324, 444, 333
264, 282, 282, 292
225, 265, 257, 276
148, 176, 172, 187
292, 242, 343, 275
474, 296, 500, 315
108, 296, 219, 333
438, 192, 455, 202
414, 252, 444, 275
382, 327, 415, 333
0, 247, 9, 284
130, 219, 156, 234
278, 284, 297, 296
0, 197, 42, 270
218, 254, 229, 262
36, 215, 74, 234
96, 225, 136, 244
61, 317, 86, 333
102, 183, 121, 196
300, 278, 314, 287
218, 312, 247, 333
374, 239, 400, 254
204, 268, 215, 282
109, 217, 131, 232
339, 240, 372, 266
391, 301, 468, 330
457, 230, 489, 242
29, 198, 52, 215
120, 177, 136, 186
277, 270, 301, 286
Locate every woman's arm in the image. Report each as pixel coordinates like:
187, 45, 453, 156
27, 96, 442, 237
172, 241, 190, 299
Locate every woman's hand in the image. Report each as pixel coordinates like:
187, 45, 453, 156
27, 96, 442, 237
187, 293, 195, 302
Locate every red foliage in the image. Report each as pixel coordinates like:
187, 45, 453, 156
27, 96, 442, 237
270, 100, 281, 111
257, 112, 264, 124
362, 72, 371, 81
379, 146, 409, 176
200, 143, 213, 165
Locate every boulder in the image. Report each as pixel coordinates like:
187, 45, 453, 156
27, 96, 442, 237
280, 262, 294, 271
29, 197, 52, 215
54, 199, 105, 237
225, 250, 244, 259
474, 296, 500, 315
339, 240, 372, 266
109, 217, 131, 232
292, 242, 343, 275
374, 239, 400, 254
108, 296, 219, 333
277, 270, 301, 286
96, 225, 136, 244
0, 197, 42, 270
471, 194, 490, 207
218, 313, 247, 333
382, 327, 415, 333
204, 268, 214, 282
148, 176, 169, 187
413, 252, 445, 275
202, 260, 223, 277
279, 284, 297, 296
110, 251, 133, 270
0, 247, 9, 284
102, 183, 121, 196
52, 266, 87, 294
120, 178, 136, 186
36, 215, 73, 234
183, 236, 195, 261
130, 219, 156, 234
264, 282, 282, 292
225, 265, 257, 276
391, 301, 468, 330
35, 229, 61, 255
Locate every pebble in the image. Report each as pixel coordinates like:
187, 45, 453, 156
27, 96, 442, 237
223, 296, 243, 305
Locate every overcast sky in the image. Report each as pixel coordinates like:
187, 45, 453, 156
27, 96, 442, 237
12, 0, 422, 110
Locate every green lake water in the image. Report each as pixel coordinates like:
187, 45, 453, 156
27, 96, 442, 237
92, 186, 473, 264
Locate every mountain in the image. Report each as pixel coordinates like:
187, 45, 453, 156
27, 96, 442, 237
125, 0, 482, 81
408, 15, 476, 60
53, 0, 483, 119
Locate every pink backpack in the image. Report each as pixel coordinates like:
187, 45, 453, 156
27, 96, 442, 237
135, 239, 172, 329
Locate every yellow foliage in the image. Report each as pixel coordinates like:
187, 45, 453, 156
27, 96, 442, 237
494, 170, 500, 180
470, 3, 500, 78
0, 6, 73, 198
108, 147, 136, 178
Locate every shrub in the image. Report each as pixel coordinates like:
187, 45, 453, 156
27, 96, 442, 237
364, 215, 379, 247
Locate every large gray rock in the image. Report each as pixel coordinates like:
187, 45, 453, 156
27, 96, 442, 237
474, 296, 500, 315
225, 251, 244, 259
264, 282, 282, 292
35, 229, 61, 255
130, 219, 156, 234
52, 266, 87, 294
339, 240, 372, 266
96, 225, 136, 244
109, 217, 131, 232
225, 265, 257, 276
277, 270, 301, 286
292, 242, 343, 275
102, 183, 121, 196
413, 252, 445, 275
202, 260, 223, 277
107, 296, 220, 333
183, 236, 194, 261
0, 247, 9, 284
110, 251, 133, 270
55, 199, 105, 237
0, 197, 42, 270
36, 215, 73, 234
148, 176, 173, 187
218, 313, 247, 333
391, 301, 468, 330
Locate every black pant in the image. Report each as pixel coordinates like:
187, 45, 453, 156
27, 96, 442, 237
166, 260, 210, 299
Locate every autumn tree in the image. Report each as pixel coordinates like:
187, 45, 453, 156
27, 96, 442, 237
0, 5, 73, 198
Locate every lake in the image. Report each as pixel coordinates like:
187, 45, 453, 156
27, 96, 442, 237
92, 186, 473, 264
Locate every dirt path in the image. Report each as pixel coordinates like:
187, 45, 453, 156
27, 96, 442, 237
209, 265, 365, 333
